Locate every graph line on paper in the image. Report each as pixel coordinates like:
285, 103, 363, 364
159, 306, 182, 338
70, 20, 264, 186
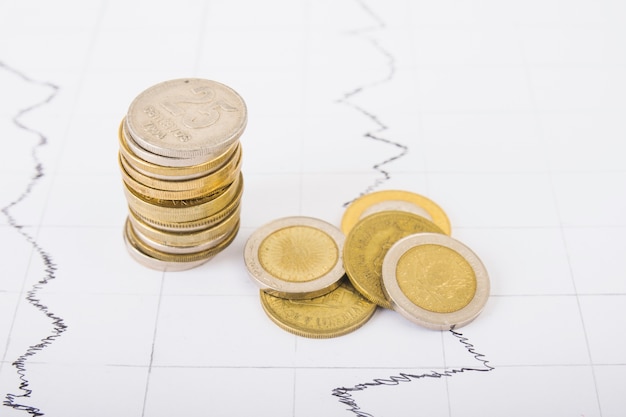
332, 329, 494, 416
339, 0, 408, 208
0, 61, 67, 417
332, 2, 493, 415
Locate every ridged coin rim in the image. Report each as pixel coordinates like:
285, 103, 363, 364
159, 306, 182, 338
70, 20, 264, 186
258, 280, 377, 338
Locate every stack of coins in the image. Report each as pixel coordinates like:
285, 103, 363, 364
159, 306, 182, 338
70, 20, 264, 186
244, 190, 490, 337
118, 78, 247, 271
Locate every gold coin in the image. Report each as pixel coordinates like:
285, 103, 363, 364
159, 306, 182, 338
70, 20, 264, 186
124, 217, 239, 263
118, 119, 239, 179
123, 222, 213, 272
259, 279, 377, 338
343, 211, 445, 309
341, 190, 451, 235
128, 205, 240, 248
129, 200, 240, 233
123, 172, 243, 224
382, 232, 490, 330
118, 143, 241, 192
131, 221, 233, 255
118, 148, 241, 200
244, 216, 345, 300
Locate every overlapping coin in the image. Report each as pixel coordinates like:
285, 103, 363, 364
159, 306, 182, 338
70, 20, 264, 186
382, 232, 490, 330
259, 279, 377, 339
244, 189, 490, 337
118, 78, 246, 271
343, 210, 446, 310
244, 216, 346, 299
341, 189, 452, 235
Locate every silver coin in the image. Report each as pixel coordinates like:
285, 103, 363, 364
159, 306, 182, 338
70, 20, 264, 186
128, 214, 233, 254
381, 232, 490, 330
125, 78, 247, 159
122, 119, 223, 168
244, 216, 346, 300
123, 218, 211, 271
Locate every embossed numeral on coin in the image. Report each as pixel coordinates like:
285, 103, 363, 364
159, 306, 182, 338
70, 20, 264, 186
161, 86, 237, 129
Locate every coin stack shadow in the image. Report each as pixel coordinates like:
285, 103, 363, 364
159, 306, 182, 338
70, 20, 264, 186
118, 118, 244, 271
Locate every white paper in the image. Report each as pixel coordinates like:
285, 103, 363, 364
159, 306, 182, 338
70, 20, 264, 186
1, 1, 625, 416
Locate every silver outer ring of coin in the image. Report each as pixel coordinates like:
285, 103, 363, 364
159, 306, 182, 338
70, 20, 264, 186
381, 232, 490, 331
122, 120, 224, 168
123, 219, 211, 271
125, 78, 247, 159
244, 216, 346, 300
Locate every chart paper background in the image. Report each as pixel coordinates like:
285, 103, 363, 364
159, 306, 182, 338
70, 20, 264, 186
1, 1, 625, 416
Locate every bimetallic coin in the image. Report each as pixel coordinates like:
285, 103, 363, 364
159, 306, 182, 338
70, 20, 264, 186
244, 216, 346, 300
342, 190, 451, 236
382, 232, 490, 330
126, 78, 247, 159
343, 211, 445, 309
259, 279, 377, 338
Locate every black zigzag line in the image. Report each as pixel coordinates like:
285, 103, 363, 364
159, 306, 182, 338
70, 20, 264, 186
339, 0, 408, 208
331, 329, 494, 417
0, 61, 67, 417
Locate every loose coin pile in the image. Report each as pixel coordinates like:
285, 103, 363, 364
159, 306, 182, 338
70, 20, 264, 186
118, 78, 247, 271
244, 216, 375, 338
244, 190, 489, 337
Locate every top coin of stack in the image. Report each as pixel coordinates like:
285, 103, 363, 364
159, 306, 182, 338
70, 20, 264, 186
118, 78, 247, 271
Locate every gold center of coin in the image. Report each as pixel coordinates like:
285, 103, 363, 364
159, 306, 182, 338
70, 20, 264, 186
396, 244, 476, 313
258, 225, 338, 283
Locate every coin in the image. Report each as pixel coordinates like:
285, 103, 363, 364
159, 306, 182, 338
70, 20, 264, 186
259, 279, 377, 338
244, 216, 346, 300
123, 173, 243, 225
128, 204, 240, 247
118, 120, 239, 180
125, 78, 247, 159
343, 210, 445, 309
122, 119, 220, 168
124, 217, 239, 264
118, 142, 242, 192
130, 221, 231, 255
341, 190, 451, 235
382, 232, 490, 330
123, 219, 215, 271
118, 149, 241, 200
